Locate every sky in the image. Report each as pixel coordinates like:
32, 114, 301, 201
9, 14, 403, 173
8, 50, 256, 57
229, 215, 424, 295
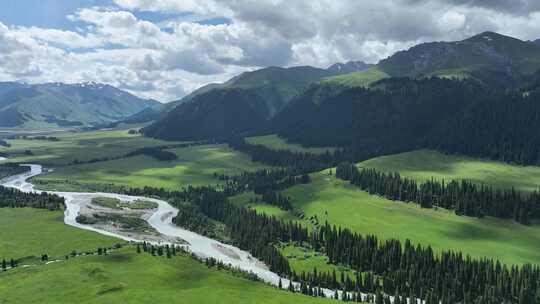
0, 0, 539, 102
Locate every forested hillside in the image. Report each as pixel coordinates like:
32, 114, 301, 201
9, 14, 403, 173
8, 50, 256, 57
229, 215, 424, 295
273, 77, 489, 149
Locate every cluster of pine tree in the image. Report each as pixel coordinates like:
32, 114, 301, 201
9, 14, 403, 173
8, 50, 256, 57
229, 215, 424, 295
1, 258, 18, 271
0, 186, 64, 210
262, 191, 292, 210
427, 90, 540, 166
171, 203, 219, 238
227, 136, 342, 172
336, 163, 539, 224
0, 163, 29, 179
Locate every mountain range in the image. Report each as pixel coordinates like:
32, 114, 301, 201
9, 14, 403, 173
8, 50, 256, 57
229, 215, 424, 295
3, 31, 540, 136
0, 82, 159, 128
143, 31, 540, 142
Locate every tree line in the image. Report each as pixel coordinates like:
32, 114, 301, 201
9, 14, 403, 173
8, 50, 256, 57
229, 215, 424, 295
0, 163, 29, 179
336, 163, 539, 224
0, 186, 64, 210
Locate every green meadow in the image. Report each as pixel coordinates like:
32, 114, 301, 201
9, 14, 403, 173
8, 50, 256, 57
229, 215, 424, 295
0, 247, 338, 304
246, 134, 337, 154
33, 144, 269, 191
0, 129, 181, 165
359, 149, 540, 192
0, 208, 119, 261
278, 243, 354, 278
277, 171, 540, 266
321, 66, 389, 87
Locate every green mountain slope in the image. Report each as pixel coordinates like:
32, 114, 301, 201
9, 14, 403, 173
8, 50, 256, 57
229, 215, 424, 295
0, 82, 159, 128
321, 66, 389, 88
167, 65, 357, 113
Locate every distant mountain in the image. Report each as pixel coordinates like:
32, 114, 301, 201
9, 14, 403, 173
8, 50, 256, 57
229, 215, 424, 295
533, 39, 540, 46
326, 61, 371, 74
378, 31, 540, 87
106, 103, 165, 127
145, 65, 351, 140
0, 82, 159, 128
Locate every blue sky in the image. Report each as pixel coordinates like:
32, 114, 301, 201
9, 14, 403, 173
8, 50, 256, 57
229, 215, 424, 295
0, 0, 538, 102
0, 0, 111, 29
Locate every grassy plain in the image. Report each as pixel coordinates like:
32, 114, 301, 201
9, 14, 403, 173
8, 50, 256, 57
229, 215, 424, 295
277, 171, 540, 266
0, 208, 120, 260
33, 144, 269, 191
0, 129, 180, 165
246, 134, 337, 154
359, 149, 540, 192
0, 247, 338, 304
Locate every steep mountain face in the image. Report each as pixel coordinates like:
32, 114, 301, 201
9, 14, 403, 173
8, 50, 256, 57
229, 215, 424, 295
0, 82, 159, 128
144, 88, 268, 140
378, 32, 540, 87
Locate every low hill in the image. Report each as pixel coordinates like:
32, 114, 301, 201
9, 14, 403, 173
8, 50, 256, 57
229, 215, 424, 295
0, 82, 159, 128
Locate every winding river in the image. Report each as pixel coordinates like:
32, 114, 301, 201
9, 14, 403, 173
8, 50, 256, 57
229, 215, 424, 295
1, 164, 369, 300
1, 164, 284, 284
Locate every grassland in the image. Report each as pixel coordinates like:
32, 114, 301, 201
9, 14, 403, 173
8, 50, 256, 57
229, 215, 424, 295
246, 134, 337, 154
0, 208, 120, 261
0, 129, 181, 165
359, 149, 540, 192
33, 144, 269, 191
0, 247, 338, 304
277, 171, 540, 266
321, 66, 389, 87
278, 243, 354, 278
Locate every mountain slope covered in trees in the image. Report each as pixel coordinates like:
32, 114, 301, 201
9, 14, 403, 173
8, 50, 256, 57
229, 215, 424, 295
145, 64, 369, 140
0, 82, 159, 128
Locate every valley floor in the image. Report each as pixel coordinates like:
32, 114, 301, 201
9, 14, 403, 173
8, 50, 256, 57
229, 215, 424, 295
3, 129, 540, 302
